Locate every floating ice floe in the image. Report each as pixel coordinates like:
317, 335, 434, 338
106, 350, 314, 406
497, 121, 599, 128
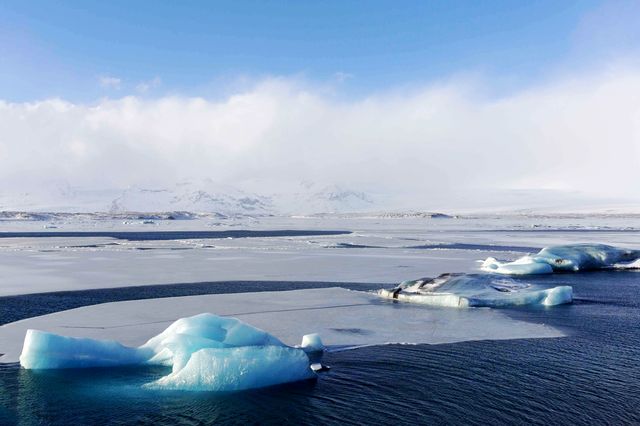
378, 273, 572, 308
19, 313, 323, 392
481, 244, 640, 275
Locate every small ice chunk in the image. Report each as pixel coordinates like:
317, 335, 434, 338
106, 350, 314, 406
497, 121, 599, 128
300, 333, 324, 353
310, 363, 331, 372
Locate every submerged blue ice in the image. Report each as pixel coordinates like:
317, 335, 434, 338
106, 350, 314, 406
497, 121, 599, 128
482, 244, 640, 275
20, 313, 321, 391
378, 273, 572, 307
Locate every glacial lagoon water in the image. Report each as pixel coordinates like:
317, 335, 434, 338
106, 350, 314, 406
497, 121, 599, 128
1, 271, 639, 425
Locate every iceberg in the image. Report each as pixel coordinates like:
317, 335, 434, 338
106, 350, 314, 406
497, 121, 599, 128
481, 244, 640, 275
378, 273, 572, 308
20, 313, 318, 391
148, 346, 314, 391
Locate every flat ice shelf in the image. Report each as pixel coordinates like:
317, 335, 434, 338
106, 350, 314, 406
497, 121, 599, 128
0, 287, 564, 364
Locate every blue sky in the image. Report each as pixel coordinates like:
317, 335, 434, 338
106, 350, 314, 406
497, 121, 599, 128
1, 1, 640, 210
2, 0, 637, 101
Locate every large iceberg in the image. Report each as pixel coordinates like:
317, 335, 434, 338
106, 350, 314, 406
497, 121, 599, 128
378, 273, 572, 308
20, 313, 321, 391
149, 346, 314, 391
481, 244, 640, 275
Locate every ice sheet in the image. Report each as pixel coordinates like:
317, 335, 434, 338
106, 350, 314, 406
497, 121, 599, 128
1, 215, 639, 297
0, 234, 505, 297
0, 288, 565, 365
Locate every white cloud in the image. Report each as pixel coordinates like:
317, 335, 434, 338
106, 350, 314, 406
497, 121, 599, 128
2, 66, 639, 210
136, 76, 162, 93
333, 72, 354, 83
99, 75, 122, 89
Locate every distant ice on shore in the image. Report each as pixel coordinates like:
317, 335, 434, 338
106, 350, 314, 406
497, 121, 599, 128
482, 244, 640, 275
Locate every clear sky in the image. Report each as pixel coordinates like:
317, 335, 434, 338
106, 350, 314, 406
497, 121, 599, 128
1, 1, 639, 211
2, 0, 637, 101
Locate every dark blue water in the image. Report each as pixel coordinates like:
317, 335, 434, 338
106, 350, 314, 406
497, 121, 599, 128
331, 242, 538, 252
404, 243, 538, 252
0, 281, 382, 325
1, 271, 639, 425
0, 230, 349, 241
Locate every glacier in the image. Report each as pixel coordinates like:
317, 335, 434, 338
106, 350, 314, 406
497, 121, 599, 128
481, 244, 640, 275
20, 313, 320, 391
378, 273, 572, 308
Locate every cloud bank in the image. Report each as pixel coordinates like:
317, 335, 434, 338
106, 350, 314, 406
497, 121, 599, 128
1, 66, 639, 210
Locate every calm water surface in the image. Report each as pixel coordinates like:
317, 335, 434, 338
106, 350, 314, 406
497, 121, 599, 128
1, 271, 639, 425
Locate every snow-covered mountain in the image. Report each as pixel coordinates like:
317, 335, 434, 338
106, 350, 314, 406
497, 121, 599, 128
0, 180, 379, 215
269, 182, 375, 214
109, 181, 272, 215
6, 179, 634, 216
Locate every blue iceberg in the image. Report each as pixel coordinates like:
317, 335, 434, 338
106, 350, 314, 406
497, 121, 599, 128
19, 313, 321, 391
148, 346, 315, 391
378, 273, 572, 308
482, 244, 640, 275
